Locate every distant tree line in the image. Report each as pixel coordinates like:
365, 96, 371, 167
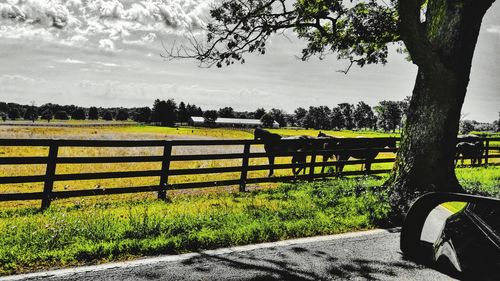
0, 99, 498, 133
460, 117, 500, 135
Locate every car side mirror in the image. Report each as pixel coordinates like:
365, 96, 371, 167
401, 192, 500, 278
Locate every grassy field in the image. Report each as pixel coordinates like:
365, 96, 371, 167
0, 125, 497, 210
0, 177, 389, 275
0, 125, 400, 209
113, 126, 397, 139
442, 166, 500, 212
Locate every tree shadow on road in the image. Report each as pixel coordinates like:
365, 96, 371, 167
180, 246, 434, 281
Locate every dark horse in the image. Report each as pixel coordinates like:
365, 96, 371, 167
317, 132, 341, 174
317, 132, 397, 175
254, 128, 313, 177
456, 135, 484, 166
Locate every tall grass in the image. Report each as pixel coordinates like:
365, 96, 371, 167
0, 177, 388, 275
0, 166, 495, 274
457, 166, 500, 197
442, 166, 499, 213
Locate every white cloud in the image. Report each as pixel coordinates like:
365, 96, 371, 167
0, 24, 54, 40
0, 3, 26, 21
2, 0, 75, 28
77, 79, 96, 88
97, 0, 125, 19
0, 74, 35, 83
94, 61, 120, 67
0, 74, 46, 84
56, 58, 86, 64
123, 32, 156, 45
0, 0, 211, 50
126, 3, 153, 22
62, 34, 88, 45
98, 38, 115, 52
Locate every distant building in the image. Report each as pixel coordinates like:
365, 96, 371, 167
189, 116, 279, 128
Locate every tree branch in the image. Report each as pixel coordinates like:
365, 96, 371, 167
164, 0, 401, 69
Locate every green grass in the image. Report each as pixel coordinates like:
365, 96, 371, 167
119, 125, 255, 139
440, 166, 499, 213
0, 177, 388, 275
118, 126, 397, 139
456, 166, 500, 197
268, 128, 397, 138
0, 166, 497, 275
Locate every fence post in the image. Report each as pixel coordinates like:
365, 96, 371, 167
41, 143, 58, 210
158, 143, 172, 200
484, 139, 489, 165
309, 147, 316, 181
239, 143, 251, 192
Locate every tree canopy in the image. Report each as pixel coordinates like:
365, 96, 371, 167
152, 99, 177, 126
71, 108, 86, 120
40, 109, 53, 122
115, 109, 129, 121
218, 107, 236, 118
375, 100, 403, 132
260, 113, 275, 127
102, 110, 114, 121
88, 107, 99, 120
203, 110, 219, 126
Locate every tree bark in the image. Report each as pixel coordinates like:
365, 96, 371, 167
387, 0, 495, 220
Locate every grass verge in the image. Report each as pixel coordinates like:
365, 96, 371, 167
0, 176, 388, 275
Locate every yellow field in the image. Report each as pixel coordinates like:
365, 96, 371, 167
1, 125, 495, 210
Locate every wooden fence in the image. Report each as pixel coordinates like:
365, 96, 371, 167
0, 137, 498, 210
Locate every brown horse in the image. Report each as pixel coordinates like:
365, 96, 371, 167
317, 132, 341, 174
456, 135, 484, 166
317, 132, 397, 175
254, 128, 313, 177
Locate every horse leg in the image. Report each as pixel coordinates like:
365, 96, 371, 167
320, 154, 326, 175
268, 156, 275, 177
295, 153, 306, 176
334, 155, 340, 176
302, 153, 306, 175
365, 160, 372, 175
336, 155, 346, 176
291, 155, 298, 176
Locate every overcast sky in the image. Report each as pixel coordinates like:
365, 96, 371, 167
0, 0, 498, 122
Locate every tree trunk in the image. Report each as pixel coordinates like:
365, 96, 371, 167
387, 0, 495, 220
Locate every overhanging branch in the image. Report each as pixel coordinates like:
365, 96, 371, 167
164, 0, 401, 69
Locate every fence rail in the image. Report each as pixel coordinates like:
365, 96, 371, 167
0, 137, 498, 210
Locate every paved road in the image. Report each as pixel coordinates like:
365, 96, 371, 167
3, 228, 457, 281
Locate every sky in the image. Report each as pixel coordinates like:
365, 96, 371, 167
0, 0, 498, 122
